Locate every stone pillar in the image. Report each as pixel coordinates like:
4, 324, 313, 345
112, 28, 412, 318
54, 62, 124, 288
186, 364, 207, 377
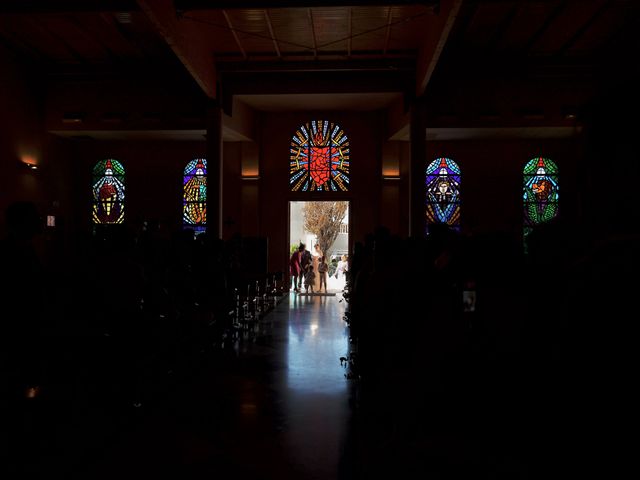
240, 142, 260, 235
206, 100, 223, 238
409, 99, 426, 237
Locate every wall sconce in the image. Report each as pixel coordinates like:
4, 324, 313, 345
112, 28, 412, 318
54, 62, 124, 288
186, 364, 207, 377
382, 176, 401, 180
241, 142, 260, 180
20, 156, 39, 171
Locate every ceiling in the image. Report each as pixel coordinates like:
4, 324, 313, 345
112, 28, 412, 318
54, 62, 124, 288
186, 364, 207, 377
0, 9, 172, 65
450, 0, 628, 60
175, 3, 438, 62
0, 0, 637, 141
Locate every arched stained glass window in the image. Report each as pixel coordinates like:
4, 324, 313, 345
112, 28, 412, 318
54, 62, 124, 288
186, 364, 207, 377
183, 158, 207, 234
92, 159, 125, 224
523, 156, 559, 238
290, 120, 349, 192
425, 157, 461, 230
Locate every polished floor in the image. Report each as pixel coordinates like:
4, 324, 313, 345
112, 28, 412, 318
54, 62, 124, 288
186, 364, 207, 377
82, 294, 357, 479
9, 292, 538, 478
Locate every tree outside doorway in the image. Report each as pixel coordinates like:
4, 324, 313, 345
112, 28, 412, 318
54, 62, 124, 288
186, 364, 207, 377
302, 201, 348, 257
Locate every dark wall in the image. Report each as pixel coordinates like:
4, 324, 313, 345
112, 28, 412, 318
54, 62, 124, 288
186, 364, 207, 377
222, 142, 243, 240
0, 47, 74, 266
581, 43, 640, 238
0, 46, 46, 231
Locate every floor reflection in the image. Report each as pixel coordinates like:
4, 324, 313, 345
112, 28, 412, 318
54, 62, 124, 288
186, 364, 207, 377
282, 294, 351, 478
286, 295, 349, 394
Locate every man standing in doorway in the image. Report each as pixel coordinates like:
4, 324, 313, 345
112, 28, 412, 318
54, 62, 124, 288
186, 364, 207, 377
299, 243, 312, 291
290, 245, 302, 292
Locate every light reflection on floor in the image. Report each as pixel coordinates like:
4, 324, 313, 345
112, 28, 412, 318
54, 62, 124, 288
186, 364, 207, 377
288, 273, 347, 294
286, 294, 349, 394
282, 294, 351, 478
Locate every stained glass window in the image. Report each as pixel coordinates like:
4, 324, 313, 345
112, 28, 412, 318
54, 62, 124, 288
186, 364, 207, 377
523, 157, 559, 239
183, 158, 207, 234
92, 159, 125, 224
290, 120, 349, 192
425, 157, 461, 230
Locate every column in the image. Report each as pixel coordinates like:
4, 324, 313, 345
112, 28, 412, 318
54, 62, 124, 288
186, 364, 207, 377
409, 98, 426, 237
206, 100, 223, 238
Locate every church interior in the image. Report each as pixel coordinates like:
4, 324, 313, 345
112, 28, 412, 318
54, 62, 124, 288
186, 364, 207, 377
1, 0, 639, 478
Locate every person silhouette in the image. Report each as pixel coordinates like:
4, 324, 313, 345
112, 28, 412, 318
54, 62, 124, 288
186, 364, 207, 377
289, 244, 302, 292
299, 243, 312, 290
317, 255, 329, 293
312, 243, 323, 291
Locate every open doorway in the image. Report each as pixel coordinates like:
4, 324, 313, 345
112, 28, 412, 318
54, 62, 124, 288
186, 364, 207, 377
289, 201, 350, 294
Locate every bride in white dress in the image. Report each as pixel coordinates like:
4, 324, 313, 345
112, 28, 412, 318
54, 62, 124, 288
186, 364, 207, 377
311, 243, 323, 292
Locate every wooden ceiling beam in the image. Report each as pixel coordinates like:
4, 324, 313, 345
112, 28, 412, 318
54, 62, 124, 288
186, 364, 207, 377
558, 0, 611, 55
28, 17, 86, 63
44, 61, 209, 85
347, 8, 352, 58
429, 53, 598, 81
523, 0, 568, 53
486, 1, 523, 52
68, 15, 118, 61
217, 58, 415, 73
383, 6, 393, 55
222, 10, 247, 60
263, 9, 281, 59
175, 1, 438, 11
221, 69, 413, 97
415, 0, 462, 96
308, 8, 318, 60
0, 18, 49, 62
137, 0, 217, 98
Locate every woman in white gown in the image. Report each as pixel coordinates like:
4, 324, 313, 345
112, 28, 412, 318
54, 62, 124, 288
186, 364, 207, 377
326, 254, 347, 291
312, 243, 323, 292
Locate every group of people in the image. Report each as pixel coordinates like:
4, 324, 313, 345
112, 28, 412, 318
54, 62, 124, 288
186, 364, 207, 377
289, 243, 325, 293
289, 242, 349, 294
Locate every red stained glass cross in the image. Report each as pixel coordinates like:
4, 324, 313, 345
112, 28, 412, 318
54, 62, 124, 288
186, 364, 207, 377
309, 146, 331, 186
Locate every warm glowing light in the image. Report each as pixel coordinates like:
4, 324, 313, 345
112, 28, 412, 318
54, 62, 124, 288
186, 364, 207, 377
241, 141, 260, 179
21, 155, 39, 170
